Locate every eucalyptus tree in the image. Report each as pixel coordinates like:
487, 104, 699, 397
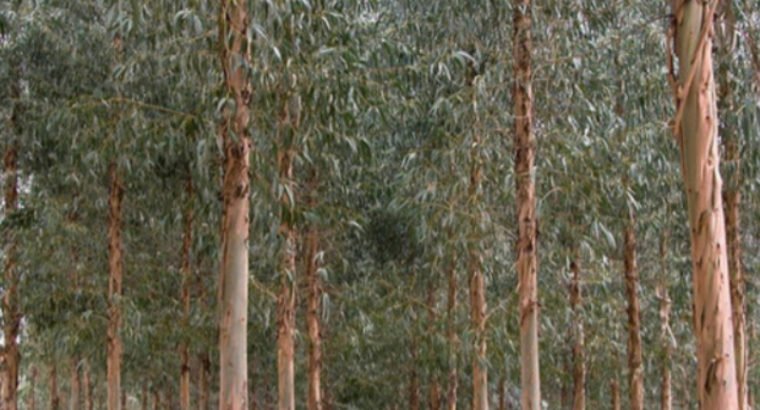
669, 0, 738, 407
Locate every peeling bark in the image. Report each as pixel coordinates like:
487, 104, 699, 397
623, 217, 643, 410
513, 1, 541, 408
670, 1, 739, 408
218, 0, 253, 408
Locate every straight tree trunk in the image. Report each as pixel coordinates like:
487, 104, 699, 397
107, 162, 124, 410
610, 379, 620, 410
180, 176, 193, 410
623, 216, 644, 410
497, 375, 506, 410
426, 283, 440, 410
670, 1, 739, 408
657, 283, 672, 410
468, 135, 488, 410
27, 367, 37, 410
569, 258, 584, 410
198, 353, 210, 410
716, 4, 747, 407
305, 169, 322, 410
142, 383, 149, 410
446, 257, 458, 410
513, 1, 541, 408
82, 362, 92, 410
49, 364, 60, 410
3, 144, 19, 410
69, 359, 80, 410
218, 0, 253, 408
276, 147, 297, 410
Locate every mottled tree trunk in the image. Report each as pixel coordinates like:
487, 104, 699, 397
513, 1, 541, 408
276, 147, 297, 410
49, 364, 60, 410
569, 259, 584, 410
180, 176, 193, 410
218, 0, 253, 408
3, 144, 19, 410
107, 162, 124, 410
305, 170, 322, 410
623, 217, 643, 410
670, 1, 739, 408
446, 257, 458, 410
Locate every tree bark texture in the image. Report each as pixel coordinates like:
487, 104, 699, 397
180, 176, 193, 410
623, 219, 644, 410
446, 257, 458, 410
305, 169, 323, 410
107, 162, 124, 410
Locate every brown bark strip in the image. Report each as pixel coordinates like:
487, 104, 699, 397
69, 359, 80, 410
199, 352, 210, 410
670, 1, 739, 408
513, 1, 541, 408
569, 258, 585, 410
426, 282, 440, 410
304, 168, 323, 410
218, 0, 253, 408
180, 176, 193, 410
49, 363, 60, 410
657, 283, 672, 410
610, 378, 620, 410
623, 215, 644, 410
2, 145, 19, 410
445, 256, 458, 410
107, 162, 124, 410
82, 361, 92, 410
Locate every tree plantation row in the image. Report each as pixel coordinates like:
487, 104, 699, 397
1, 1, 759, 410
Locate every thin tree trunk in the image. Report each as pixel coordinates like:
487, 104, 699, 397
610, 379, 620, 410
446, 257, 458, 410
152, 390, 159, 410
305, 168, 322, 410
623, 215, 643, 410
657, 283, 672, 410
218, 0, 253, 408
82, 361, 92, 410
142, 383, 148, 410
27, 367, 37, 410
468, 133, 488, 410
107, 162, 124, 410
180, 176, 193, 410
497, 375, 506, 410
198, 353, 210, 410
569, 258, 584, 410
716, 4, 747, 407
426, 282, 440, 410
69, 359, 80, 410
409, 340, 420, 410
3, 143, 19, 410
49, 364, 60, 410
276, 146, 297, 410
669, 2, 738, 408
513, 1, 541, 408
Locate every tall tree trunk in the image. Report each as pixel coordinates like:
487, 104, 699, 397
69, 359, 80, 410
623, 215, 644, 410
276, 146, 297, 410
670, 1, 738, 408
305, 169, 322, 410
657, 283, 672, 410
513, 1, 541, 408
107, 162, 124, 410
468, 135, 488, 410
716, 3, 747, 407
198, 352, 210, 410
3, 143, 19, 410
446, 256, 458, 410
82, 361, 92, 410
426, 282, 441, 410
497, 375, 506, 410
27, 366, 37, 410
180, 176, 193, 410
569, 258, 584, 410
610, 379, 620, 410
49, 364, 60, 410
218, 0, 253, 408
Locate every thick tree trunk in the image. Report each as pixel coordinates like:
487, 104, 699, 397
3, 145, 19, 410
610, 379, 620, 410
513, 1, 541, 408
468, 138, 488, 410
218, 1, 253, 409
569, 259, 584, 410
305, 169, 322, 410
670, 1, 739, 408
276, 147, 297, 410
445, 258, 458, 410
623, 218, 644, 410
82, 362, 92, 410
180, 176, 193, 410
49, 364, 60, 410
107, 162, 124, 410
69, 359, 80, 410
